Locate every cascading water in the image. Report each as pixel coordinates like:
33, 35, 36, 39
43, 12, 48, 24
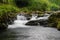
8, 13, 39, 28
8, 13, 50, 28
14, 14, 28, 24
8, 14, 29, 28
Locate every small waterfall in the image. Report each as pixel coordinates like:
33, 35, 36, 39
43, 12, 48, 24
17, 14, 26, 20
30, 13, 38, 20
8, 14, 29, 28
8, 13, 50, 28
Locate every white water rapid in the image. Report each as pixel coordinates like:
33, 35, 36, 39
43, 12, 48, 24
8, 14, 30, 28
8, 13, 50, 28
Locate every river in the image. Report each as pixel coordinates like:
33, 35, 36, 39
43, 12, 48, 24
0, 14, 60, 40
0, 26, 60, 40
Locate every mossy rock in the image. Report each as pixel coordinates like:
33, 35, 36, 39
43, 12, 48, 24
57, 21, 60, 31
48, 13, 60, 28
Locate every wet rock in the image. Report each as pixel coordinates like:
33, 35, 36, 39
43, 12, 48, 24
25, 21, 39, 26
0, 13, 17, 30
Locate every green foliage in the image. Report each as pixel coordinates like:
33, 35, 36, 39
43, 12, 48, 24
48, 0, 60, 6
0, 0, 60, 11
48, 12, 60, 29
0, 4, 20, 13
0, 4, 20, 17
14, 0, 60, 11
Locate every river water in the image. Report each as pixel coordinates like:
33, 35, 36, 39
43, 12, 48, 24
0, 26, 60, 40
0, 14, 60, 40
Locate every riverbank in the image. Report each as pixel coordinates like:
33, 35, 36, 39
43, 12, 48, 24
0, 4, 20, 30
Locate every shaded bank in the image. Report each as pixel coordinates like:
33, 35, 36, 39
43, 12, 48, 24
0, 4, 20, 30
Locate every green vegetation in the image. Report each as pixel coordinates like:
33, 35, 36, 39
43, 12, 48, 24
48, 12, 60, 30
15, 0, 60, 11
0, 0, 60, 11
0, 4, 20, 30
0, 0, 20, 30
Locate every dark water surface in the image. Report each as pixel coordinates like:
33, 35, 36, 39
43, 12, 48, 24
0, 26, 60, 40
